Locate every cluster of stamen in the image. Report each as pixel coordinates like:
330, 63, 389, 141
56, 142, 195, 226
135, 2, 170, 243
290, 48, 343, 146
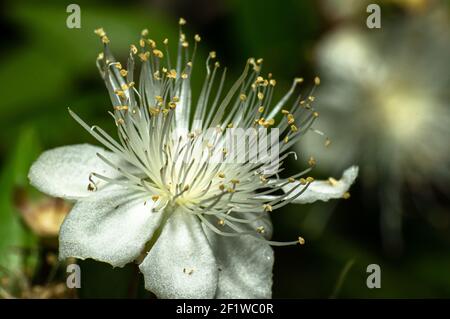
71, 18, 332, 247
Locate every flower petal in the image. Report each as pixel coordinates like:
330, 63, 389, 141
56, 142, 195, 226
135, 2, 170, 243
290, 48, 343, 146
59, 186, 162, 268
283, 166, 359, 204
139, 210, 218, 299
203, 213, 274, 299
29, 144, 120, 200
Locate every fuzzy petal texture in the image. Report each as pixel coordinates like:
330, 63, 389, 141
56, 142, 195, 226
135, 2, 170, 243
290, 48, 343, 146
204, 212, 274, 299
28, 144, 120, 200
139, 210, 218, 299
59, 186, 162, 267
283, 166, 359, 204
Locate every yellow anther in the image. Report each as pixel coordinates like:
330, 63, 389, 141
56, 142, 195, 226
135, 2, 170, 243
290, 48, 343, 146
218, 219, 225, 226
151, 195, 160, 202
295, 77, 304, 84
146, 39, 155, 48
308, 96, 315, 102
153, 49, 164, 58
114, 62, 122, 69
239, 94, 247, 101
141, 28, 149, 37
219, 184, 225, 191
187, 61, 193, 67
256, 58, 264, 64
130, 44, 138, 54
290, 125, 298, 132
214, 61, 220, 68
101, 36, 110, 44
314, 76, 321, 85
287, 114, 295, 125
168, 102, 177, 109
155, 95, 163, 102
163, 38, 169, 45
209, 51, 216, 59
194, 34, 201, 42
283, 136, 289, 144
116, 118, 124, 125
138, 52, 150, 61
230, 179, 240, 185
120, 69, 128, 77
149, 107, 160, 115
167, 69, 177, 79
257, 92, 264, 100
139, 38, 146, 48
97, 52, 104, 60
121, 84, 129, 90
260, 175, 267, 183
114, 90, 125, 97
263, 204, 273, 212
258, 106, 265, 113
264, 119, 275, 127
306, 176, 314, 183
281, 109, 290, 115
342, 192, 351, 199
181, 73, 188, 79
227, 188, 235, 193
256, 76, 264, 83
328, 177, 339, 186
218, 172, 225, 178
256, 226, 265, 234
114, 105, 129, 111
94, 28, 106, 37
299, 178, 307, 185
298, 237, 305, 245
269, 79, 277, 86
313, 111, 319, 117
257, 118, 265, 126
179, 17, 187, 25
308, 156, 316, 167
299, 100, 306, 106
182, 41, 189, 48
227, 123, 234, 128
173, 96, 180, 102
183, 185, 190, 191
288, 177, 295, 183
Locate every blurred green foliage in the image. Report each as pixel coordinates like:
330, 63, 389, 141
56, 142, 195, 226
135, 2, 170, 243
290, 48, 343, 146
0, 0, 448, 298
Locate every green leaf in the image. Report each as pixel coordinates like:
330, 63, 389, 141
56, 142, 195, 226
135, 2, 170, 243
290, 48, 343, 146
0, 126, 41, 271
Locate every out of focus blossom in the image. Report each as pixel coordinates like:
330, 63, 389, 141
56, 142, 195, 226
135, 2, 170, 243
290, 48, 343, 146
301, 10, 449, 252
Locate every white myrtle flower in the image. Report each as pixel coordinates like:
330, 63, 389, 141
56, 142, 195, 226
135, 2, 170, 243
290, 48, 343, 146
28, 19, 358, 298
302, 12, 449, 251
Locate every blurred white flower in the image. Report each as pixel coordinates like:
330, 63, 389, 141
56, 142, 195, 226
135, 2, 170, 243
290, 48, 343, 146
302, 11, 449, 251
28, 20, 357, 298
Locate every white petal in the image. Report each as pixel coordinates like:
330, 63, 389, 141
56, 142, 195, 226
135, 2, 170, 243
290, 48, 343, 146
283, 166, 359, 204
203, 212, 274, 299
139, 210, 218, 299
59, 186, 162, 268
29, 144, 121, 200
